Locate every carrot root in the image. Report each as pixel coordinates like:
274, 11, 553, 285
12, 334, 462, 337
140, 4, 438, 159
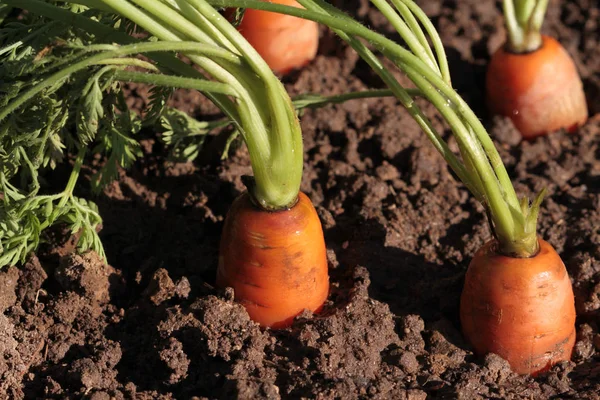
486, 35, 588, 139
460, 239, 576, 375
216, 192, 329, 329
235, 0, 319, 75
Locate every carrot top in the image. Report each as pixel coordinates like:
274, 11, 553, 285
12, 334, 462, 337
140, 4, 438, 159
3, 0, 304, 212
210, 0, 545, 258
0, 0, 312, 268
502, 0, 550, 53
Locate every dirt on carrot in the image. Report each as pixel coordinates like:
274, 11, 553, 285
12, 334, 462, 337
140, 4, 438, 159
1, 0, 599, 399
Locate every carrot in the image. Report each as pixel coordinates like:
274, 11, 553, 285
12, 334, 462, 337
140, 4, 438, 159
486, 1, 588, 139
216, 191, 329, 328
207, 2, 329, 328
460, 239, 576, 375
486, 36, 588, 139
234, 0, 319, 75
240, 0, 577, 373
32, 0, 330, 328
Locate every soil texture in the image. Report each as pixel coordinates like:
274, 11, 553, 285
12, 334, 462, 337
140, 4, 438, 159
2, 0, 600, 398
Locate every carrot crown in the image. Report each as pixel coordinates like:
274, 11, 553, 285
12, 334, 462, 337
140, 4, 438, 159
209, 0, 544, 258
502, 0, 549, 53
6, 0, 303, 211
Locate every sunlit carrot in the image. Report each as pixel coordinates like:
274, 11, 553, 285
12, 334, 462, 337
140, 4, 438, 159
233, 0, 319, 74
486, 0, 587, 139
230, 0, 577, 373
217, 192, 329, 328
460, 239, 576, 375
201, 1, 329, 328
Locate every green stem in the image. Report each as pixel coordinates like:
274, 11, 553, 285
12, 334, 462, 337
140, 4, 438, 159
503, 0, 546, 52
293, 88, 420, 109
529, 0, 549, 33
127, 0, 221, 47
40, 146, 87, 230
96, 57, 160, 71
186, 0, 303, 209
0, 41, 241, 122
169, 0, 237, 51
63, 147, 86, 199
395, 0, 450, 84
390, 0, 436, 68
112, 70, 238, 95
10, 0, 241, 124
370, 0, 440, 76
515, 0, 536, 26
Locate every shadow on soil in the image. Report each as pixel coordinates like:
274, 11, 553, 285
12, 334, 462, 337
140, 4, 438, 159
332, 218, 466, 345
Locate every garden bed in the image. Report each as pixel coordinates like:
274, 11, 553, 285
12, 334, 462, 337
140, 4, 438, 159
1, 0, 599, 398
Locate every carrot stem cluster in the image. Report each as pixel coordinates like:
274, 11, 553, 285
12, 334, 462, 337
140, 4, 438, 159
208, 0, 543, 257
503, 0, 549, 53
9, 0, 550, 255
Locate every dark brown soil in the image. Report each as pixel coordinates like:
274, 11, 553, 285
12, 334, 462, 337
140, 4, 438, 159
2, 0, 600, 398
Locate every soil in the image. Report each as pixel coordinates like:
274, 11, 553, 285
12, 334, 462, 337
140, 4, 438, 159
2, 0, 600, 398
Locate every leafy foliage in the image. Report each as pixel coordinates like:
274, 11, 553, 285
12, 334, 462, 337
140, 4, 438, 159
145, 86, 173, 125
0, 7, 149, 268
0, 185, 104, 267
0, 4, 244, 269
161, 108, 230, 162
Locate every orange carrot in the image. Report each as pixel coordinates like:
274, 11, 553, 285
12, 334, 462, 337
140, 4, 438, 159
486, 35, 588, 139
216, 192, 329, 328
234, 0, 319, 75
460, 239, 576, 375
486, 0, 588, 139
135, 2, 329, 328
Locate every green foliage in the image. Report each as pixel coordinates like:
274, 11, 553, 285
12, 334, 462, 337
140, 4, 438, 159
0, 185, 104, 267
0, 3, 249, 269
160, 108, 231, 162
144, 86, 173, 126
0, 7, 160, 268
91, 96, 143, 191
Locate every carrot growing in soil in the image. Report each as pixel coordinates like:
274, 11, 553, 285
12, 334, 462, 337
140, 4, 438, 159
486, 0, 588, 139
230, 0, 319, 75
213, 0, 577, 374
2, 0, 329, 328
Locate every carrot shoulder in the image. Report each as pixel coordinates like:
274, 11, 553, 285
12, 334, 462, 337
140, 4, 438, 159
217, 192, 329, 329
460, 239, 576, 375
486, 35, 588, 139
236, 0, 319, 74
